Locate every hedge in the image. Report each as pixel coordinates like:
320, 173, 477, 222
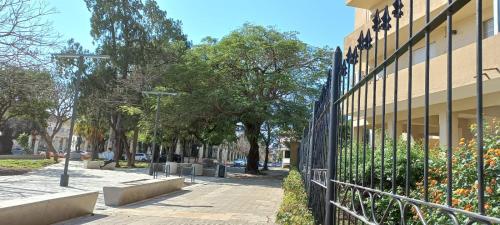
276, 169, 315, 225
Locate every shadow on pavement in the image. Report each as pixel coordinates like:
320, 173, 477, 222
119, 189, 193, 209
54, 214, 108, 225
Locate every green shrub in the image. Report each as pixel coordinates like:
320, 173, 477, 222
340, 119, 499, 223
276, 170, 315, 225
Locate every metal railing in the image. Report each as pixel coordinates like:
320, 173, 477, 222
299, 0, 500, 224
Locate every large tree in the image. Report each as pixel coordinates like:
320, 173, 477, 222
0, 69, 52, 154
164, 24, 329, 173
84, 0, 187, 167
209, 24, 329, 173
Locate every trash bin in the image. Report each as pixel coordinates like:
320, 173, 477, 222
216, 164, 226, 178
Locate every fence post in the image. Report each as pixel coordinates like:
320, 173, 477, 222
306, 103, 317, 196
325, 47, 342, 225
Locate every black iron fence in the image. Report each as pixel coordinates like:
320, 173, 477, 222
299, 0, 500, 224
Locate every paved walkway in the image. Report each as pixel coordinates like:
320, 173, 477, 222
0, 161, 217, 210
58, 170, 286, 225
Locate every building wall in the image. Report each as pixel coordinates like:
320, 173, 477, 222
344, 0, 500, 148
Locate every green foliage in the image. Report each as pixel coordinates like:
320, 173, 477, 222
163, 24, 331, 171
412, 119, 500, 223
16, 133, 30, 152
341, 119, 499, 223
276, 170, 314, 225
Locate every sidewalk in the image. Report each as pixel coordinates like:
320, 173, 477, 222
58, 169, 286, 225
0, 161, 217, 210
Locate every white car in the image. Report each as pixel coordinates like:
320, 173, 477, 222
135, 153, 148, 162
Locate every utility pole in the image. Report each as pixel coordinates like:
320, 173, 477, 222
53, 53, 110, 187
142, 91, 177, 176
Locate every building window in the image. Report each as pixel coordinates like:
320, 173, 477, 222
483, 18, 494, 39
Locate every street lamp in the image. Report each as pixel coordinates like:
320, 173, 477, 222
142, 91, 177, 176
52, 53, 110, 187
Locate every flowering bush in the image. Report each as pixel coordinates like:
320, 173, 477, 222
339, 119, 499, 224
413, 118, 500, 223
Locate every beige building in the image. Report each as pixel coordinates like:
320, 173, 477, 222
30, 120, 89, 154
344, 0, 499, 148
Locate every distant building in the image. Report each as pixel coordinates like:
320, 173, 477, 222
30, 120, 88, 154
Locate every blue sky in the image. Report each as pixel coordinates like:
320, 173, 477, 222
48, 0, 353, 51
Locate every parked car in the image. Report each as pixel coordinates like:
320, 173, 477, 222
135, 153, 148, 162
233, 159, 246, 167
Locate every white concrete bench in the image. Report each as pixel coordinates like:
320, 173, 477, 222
192, 163, 203, 176
0, 191, 98, 225
83, 160, 103, 169
83, 160, 115, 170
103, 177, 184, 206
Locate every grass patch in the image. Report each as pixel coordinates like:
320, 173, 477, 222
0, 159, 56, 169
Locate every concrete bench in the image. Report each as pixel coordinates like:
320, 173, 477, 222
103, 177, 184, 206
166, 162, 177, 174
83, 160, 103, 169
83, 160, 115, 170
192, 164, 203, 176
0, 191, 98, 225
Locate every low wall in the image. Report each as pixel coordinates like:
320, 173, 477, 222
0, 191, 98, 225
103, 177, 184, 207
0, 155, 45, 160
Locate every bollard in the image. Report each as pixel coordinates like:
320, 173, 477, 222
165, 164, 170, 177
191, 167, 195, 183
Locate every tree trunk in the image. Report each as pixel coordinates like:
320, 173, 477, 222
41, 133, 58, 162
130, 126, 139, 167
113, 114, 122, 167
263, 144, 270, 170
122, 135, 132, 167
244, 121, 261, 174
30, 130, 37, 153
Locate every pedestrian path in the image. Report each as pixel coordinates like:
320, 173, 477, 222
0, 161, 217, 210
58, 169, 286, 225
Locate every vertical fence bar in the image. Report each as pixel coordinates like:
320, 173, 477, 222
405, 0, 414, 198
423, 0, 430, 203
371, 10, 381, 190
446, 0, 453, 208
362, 30, 372, 188
392, 0, 403, 195
380, 6, 391, 191
356, 34, 364, 185
307, 103, 317, 196
475, 0, 485, 215
350, 47, 358, 225
325, 47, 342, 225
345, 52, 351, 186
350, 48, 356, 185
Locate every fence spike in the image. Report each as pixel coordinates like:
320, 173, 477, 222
357, 30, 365, 50
381, 6, 392, 31
364, 29, 373, 50
372, 9, 381, 32
392, 0, 404, 18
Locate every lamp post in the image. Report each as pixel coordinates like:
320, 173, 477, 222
142, 91, 177, 176
52, 53, 110, 187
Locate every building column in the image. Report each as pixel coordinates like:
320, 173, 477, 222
387, 115, 403, 140
439, 112, 459, 148
494, 0, 500, 34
